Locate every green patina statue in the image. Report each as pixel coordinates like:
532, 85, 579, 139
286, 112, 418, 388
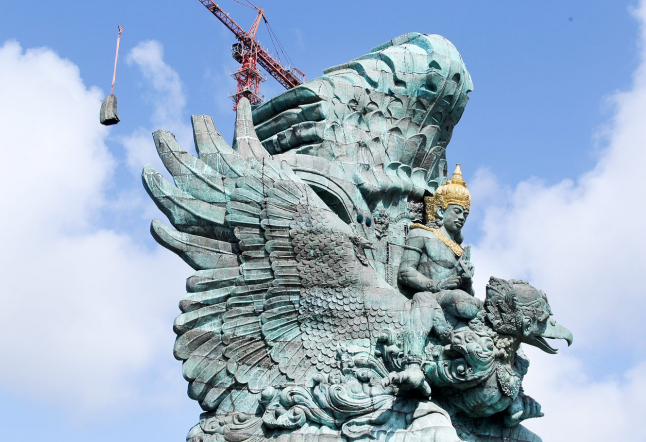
393, 165, 483, 400
142, 33, 573, 442
399, 164, 474, 296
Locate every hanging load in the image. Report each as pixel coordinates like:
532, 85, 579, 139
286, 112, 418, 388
100, 25, 123, 126
100, 93, 119, 125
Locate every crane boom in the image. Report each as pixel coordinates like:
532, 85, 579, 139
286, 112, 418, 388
198, 0, 247, 40
197, 0, 304, 107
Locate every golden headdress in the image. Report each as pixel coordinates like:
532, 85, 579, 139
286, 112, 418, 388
425, 164, 471, 221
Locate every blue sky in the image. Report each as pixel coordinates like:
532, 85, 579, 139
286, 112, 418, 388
1, 1, 645, 441
4, 0, 639, 182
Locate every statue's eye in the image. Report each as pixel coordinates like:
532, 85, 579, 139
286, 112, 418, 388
524, 318, 533, 331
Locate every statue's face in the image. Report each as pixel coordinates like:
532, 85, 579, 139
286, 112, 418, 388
438, 204, 468, 233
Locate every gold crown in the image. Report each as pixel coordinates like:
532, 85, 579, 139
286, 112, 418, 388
425, 164, 471, 221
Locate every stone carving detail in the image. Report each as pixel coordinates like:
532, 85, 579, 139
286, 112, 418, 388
372, 209, 390, 240
250, 33, 473, 286
143, 33, 573, 442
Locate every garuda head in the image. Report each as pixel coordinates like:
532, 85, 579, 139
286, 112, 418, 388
485, 277, 573, 353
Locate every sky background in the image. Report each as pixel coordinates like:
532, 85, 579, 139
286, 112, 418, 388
1, 1, 645, 441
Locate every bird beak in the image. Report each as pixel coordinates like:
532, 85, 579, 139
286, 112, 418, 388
527, 318, 573, 354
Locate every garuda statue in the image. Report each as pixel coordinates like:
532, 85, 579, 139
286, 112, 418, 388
143, 33, 573, 442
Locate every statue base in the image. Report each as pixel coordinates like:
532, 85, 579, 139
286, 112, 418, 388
188, 399, 540, 442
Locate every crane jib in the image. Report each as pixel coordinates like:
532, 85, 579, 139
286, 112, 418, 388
197, 0, 305, 108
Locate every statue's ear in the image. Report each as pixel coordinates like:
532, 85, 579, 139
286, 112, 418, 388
436, 206, 445, 219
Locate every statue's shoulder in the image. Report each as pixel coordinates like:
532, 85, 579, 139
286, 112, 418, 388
405, 226, 444, 252
407, 225, 440, 241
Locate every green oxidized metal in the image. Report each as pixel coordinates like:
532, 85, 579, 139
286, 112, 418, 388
143, 33, 572, 442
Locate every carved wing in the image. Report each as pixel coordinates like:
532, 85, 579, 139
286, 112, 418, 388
252, 33, 473, 184
143, 99, 387, 420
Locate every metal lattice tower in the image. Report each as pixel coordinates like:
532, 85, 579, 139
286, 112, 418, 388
197, 0, 305, 109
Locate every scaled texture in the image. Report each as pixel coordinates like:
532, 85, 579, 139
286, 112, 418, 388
143, 33, 572, 442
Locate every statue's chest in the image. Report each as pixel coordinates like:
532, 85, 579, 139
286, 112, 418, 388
421, 240, 459, 271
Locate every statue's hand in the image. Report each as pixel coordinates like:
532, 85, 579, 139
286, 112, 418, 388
461, 261, 475, 278
437, 276, 462, 291
504, 393, 544, 427
521, 395, 543, 419
383, 363, 432, 398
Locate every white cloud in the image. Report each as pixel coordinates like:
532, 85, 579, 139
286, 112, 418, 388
0, 40, 190, 413
520, 349, 646, 441
122, 40, 193, 174
0, 41, 111, 232
468, 2, 646, 440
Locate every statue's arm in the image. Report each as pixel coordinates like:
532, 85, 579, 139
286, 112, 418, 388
398, 236, 437, 292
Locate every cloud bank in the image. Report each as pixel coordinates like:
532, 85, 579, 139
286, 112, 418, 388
0, 40, 189, 413
469, 3, 646, 440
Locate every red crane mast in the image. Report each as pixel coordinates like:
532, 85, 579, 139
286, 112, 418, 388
197, 0, 305, 108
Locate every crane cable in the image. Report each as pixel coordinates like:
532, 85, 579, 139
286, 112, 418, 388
110, 25, 123, 95
100, 0, 129, 126
232, 0, 254, 9
265, 20, 295, 69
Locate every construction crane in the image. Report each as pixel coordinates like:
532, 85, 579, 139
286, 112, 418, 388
197, 0, 305, 109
